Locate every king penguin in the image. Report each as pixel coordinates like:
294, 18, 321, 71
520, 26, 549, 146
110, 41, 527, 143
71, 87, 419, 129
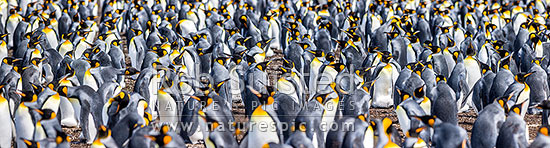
371, 51, 400, 108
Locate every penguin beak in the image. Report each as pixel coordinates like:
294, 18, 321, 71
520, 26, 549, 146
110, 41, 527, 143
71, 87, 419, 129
15, 91, 25, 97
34, 109, 43, 115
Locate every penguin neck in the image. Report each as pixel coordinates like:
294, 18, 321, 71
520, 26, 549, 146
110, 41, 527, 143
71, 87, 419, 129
522, 83, 530, 91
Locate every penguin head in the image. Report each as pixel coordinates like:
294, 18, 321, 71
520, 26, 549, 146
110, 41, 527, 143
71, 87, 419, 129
239, 15, 248, 28
386, 32, 400, 40
413, 85, 426, 99
131, 28, 143, 36
412, 62, 424, 76
325, 52, 336, 62
144, 112, 152, 126
147, 134, 173, 147
57, 86, 69, 97
329, 63, 346, 73
215, 57, 230, 66
20, 91, 38, 103
530, 33, 541, 43
97, 125, 112, 139
113, 91, 130, 113
35, 108, 56, 120
124, 67, 140, 76
21, 139, 40, 148
380, 51, 393, 63
2, 57, 20, 65
30, 83, 44, 94
396, 89, 411, 101
514, 72, 535, 84
87, 60, 101, 68
496, 49, 510, 59
406, 126, 425, 138
313, 93, 330, 104
282, 59, 295, 69
83, 49, 94, 59
76, 30, 90, 38
61, 32, 73, 40
536, 100, 550, 110
429, 46, 441, 54
255, 61, 271, 72
509, 104, 522, 115
435, 75, 446, 83
151, 45, 168, 57
496, 96, 511, 112
413, 115, 438, 127
307, 49, 325, 57
55, 130, 71, 144
465, 43, 476, 57
480, 63, 491, 74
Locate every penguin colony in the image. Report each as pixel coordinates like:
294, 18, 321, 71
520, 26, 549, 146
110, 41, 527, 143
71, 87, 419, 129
2, 0, 550, 147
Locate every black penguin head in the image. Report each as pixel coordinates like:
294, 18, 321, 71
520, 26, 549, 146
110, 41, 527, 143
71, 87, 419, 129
87, 60, 101, 68
83, 48, 94, 59
514, 72, 534, 84
435, 75, 446, 83
412, 62, 424, 76
30, 83, 43, 94
21, 139, 40, 148
509, 104, 522, 115
530, 33, 541, 43
35, 108, 56, 120
30, 57, 45, 67
329, 63, 346, 72
113, 91, 130, 112
2, 57, 20, 65
55, 130, 70, 144
536, 100, 550, 110
413, 85, 426, 98
396, 89, 411, 101
480, 63, 491, 74
429, 46, 441, 54
386, 32, 400, 40
61, 32, 73, 40
215, 56, 229, 66
307, 49, 325, 57
313, 93, 331, 104
405, 63, 416, 70
465, 43, 476, 56
239, 15, 248, 28
151, 45, 168, 57
57, 86, 69, 97
20, 90, 37, 102
413, 115, 438, 127
407, 126, 425, 138
282, 59, 295, 69
496, 49, 510, 59
131, 28, 143, 36
255, 61, 270, 71
380, 51, 392, 63
325, 52, 336, 62
124, 67, 140, 75
97, 125, 111, 139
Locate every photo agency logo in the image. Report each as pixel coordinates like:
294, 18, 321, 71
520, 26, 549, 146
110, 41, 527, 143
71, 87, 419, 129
152, 63, 365, 97
152, 119, 357, 133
